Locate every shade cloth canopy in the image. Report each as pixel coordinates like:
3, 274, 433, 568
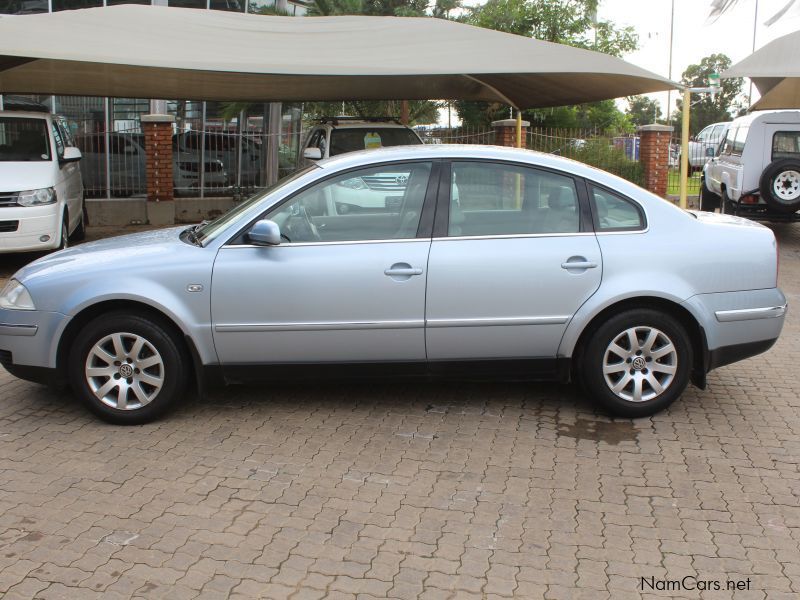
723, 30, 800, 110
0, 5, 676, 108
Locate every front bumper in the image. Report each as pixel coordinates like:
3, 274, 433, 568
0, 307, 68, 384
0, 204, 61, 253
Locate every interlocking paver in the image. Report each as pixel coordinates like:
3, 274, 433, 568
1, 222, 800, 598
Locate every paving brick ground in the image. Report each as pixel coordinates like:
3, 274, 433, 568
0, 222, 799, 599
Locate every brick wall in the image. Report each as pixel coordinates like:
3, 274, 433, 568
142, 115, 175, 202
638, 124, 673, 197
492, 118, 529, 148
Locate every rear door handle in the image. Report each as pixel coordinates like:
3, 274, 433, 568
385, 267, 423, 276
561, 256, 598, 270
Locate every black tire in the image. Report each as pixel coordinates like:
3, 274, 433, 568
700, 178, 720, 211
57, 212, 69, 250
759, 159, 800, 213
581, 309, 692, 418
71, 199, 86, 242
68, 311, 188, 424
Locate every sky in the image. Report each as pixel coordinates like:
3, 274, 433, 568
441, 0, 800, 124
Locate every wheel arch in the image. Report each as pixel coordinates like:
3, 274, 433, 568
569, 296, 707, 389
55, 299, 200, 387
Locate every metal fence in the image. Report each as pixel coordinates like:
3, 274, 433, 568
416, 125, 495, 145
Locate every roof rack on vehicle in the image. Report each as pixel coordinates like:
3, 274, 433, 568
0, 95, 50, 113
318, 116, 402, 125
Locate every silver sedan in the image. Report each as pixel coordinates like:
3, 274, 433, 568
0, 145, 787, 424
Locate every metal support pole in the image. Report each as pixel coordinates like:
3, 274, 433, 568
200, 101, 206, 199
0, 95, 4, 111
104, 97, 112, 200
265, 102, 282, 186
237, 110, 244, 191
515, 110, 522, 148
679, 88, 691, 209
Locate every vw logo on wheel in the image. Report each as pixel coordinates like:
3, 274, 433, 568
632, 356, 646, 370
119, 364, 134, 378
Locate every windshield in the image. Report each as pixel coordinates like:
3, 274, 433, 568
0, 117, 51, 162
194, 165, 318, 244
329, 128, 421, 156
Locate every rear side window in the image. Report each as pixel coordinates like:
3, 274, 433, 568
772, 131, 800, 160
721, 127, 736, 155
448, 161, 580, 236
731, 126, 749, 156
590, 186, 645, 231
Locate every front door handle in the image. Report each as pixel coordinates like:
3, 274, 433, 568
385, 263, 423, 281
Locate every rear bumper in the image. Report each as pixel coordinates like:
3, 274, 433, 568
707, 338, 778, 371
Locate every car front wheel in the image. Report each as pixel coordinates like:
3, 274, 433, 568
581, 309, 692, 417
68, 311, 187, 424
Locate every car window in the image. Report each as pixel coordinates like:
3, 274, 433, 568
731, 126, 749, 156
51, 121, 65, 159
329, 128, 422, 156
710, 124, 725, 141
590, 186, 645, 231
772, 131, 800, 160
448, 162, 580, 237
266, 161, 432, 243
696, 125, 711, 142
0, 117, 51, 162
721, 127, 736, 155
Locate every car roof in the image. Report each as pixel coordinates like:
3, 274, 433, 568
732, 109, 800, 127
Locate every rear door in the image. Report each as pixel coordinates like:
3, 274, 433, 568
425, 160, 602, 362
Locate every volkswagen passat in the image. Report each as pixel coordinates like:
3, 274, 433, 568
0, 146, 787, 424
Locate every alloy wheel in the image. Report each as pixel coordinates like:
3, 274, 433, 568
84, 332, 164, 410
602, 326, 678, 403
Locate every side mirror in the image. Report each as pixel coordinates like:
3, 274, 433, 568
705, 147, 715, 157
247, 219, 281, 246
303, 147, 323, 160
61, 146, 82, 163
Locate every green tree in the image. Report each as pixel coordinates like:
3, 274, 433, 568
455, 0, 638, 129
626, 95, 662, 127
672, 53, 743, 134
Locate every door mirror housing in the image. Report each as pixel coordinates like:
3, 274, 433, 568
60, 146, 82, 163
303, 147, 323, 160
247, 219, 282, 246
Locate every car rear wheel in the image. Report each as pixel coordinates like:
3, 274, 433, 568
581, 309, 692, 417
760, 159, 800, 213
700, 178, 720, 211
68, 311, 187, 424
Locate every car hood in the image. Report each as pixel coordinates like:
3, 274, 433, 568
14, 226, 203, 307
0, 161, 56, 191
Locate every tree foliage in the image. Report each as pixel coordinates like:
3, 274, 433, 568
672, 53, 743, 134
455, 0, 638, 130
626, 95, 662, 127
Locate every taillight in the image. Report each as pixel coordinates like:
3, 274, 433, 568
741, 194, 759, 204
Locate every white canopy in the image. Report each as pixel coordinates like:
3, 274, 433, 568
723, 30, 800, 110
0, 5, 676, 108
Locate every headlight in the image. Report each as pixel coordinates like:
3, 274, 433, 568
16, 187, 56, 207
0, 279, 35, 311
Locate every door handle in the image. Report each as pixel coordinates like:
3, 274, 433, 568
561, 256, 598, 270
385, 267, 423, 276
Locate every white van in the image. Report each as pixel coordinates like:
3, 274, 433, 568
0, 108, 85, 253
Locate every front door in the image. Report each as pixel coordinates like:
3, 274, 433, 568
425, 160, 602, 361
211, 160, 437, 366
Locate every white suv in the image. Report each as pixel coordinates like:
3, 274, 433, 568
702, 110, 800, 218
301, 117, 423, 164
0, 106, 85, 253
687, 121, 730, 170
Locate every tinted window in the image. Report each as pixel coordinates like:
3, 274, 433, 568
267, 162, 432, 243
0, 117, 50, 162
329, 128, 421, 156
590, 187, 645, 231
448, 162, 580, 236
772, 131, 800, 160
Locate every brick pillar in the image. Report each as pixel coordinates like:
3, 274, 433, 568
491, 118, 529, 148
638, 124, 673, 197
142, 114, 175, 202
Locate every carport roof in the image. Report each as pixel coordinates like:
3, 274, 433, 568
0, 5, 677, 108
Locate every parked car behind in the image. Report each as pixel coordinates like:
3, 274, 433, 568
301, 117, 423, 164
687, 121, 730, 170
702, 110, 800, 218
0, 145, 785, 424
174, 130, 262, 188
0, 106, 85, 253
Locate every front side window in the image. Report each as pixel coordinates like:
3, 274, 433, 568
721, 127, 737, 155
51, 122, 65, 159
696, 125, 712, 142
731, 125, 749, 156
772, 131, 800, 160
329, 128, 422, 156
448, 162, 580, 237
267, 161, 432, 243
0, 118, 51, 162
590, 186, 645, 231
